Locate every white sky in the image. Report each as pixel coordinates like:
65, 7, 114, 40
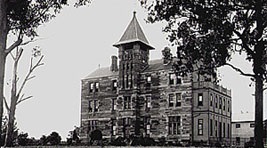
4, 0, 266, 140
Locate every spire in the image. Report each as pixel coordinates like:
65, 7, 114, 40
113, 12, 154, 49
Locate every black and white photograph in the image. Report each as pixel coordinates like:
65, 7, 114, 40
0, 0, 267, 147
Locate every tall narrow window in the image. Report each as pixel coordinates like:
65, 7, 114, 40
88, 100, 93, 112
169, 73, 175, 85
89, 83, 94, 93
215, 95, 218, 108
169, 94, 174, 107
223, 98, 225, 111
112, 80, 117, 91
168, 116, 181, 135
210, 119, 213, 136
176, 76, 182, 84
146, 96, 152, 109
95, 82, 99, 92
176, 93, 182, 107
111, 119, 116, 136
94, 100, 99, 112
198, 119, 203, 135
146, 75, 151, 87
215, 121, 218, 137
223, 122, 225, 137
219, 97, 222, 109
88, 120, 98, 132
123, 96, 131, 109
198, 93, 203, 106
210, 94, 213, 107
112, 98, 116, 111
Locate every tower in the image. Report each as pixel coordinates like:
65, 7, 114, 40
113, 11, 154, 137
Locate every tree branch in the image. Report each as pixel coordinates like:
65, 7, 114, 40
17, 55, 44, 97
5, 39, 23, 55
225, 63, 255, 77
3, 97, 10, 113
16, 96, 33, 105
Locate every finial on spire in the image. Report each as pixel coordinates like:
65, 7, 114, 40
133, 11, 136, 17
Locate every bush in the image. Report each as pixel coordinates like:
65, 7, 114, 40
47, 131, 61, 145
110, 136, 126, 146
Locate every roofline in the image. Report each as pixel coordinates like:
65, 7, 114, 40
113, 40, 154, 50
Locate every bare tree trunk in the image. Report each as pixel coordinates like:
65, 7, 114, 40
255, 76, 264, 148
0, 0, 8, 145
4, 49, 21, 147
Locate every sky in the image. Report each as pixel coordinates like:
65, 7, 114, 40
4, 0, 266, 140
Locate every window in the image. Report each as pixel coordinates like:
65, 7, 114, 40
176, 93, 182, 107
236, 137, 240, 145
169, 94, 174, 107
169, 73, 175, 85
215, 96, 218, 108
236, 124, 240, 128
250, 123, 255, 128
146, 124, 151, 135
198, 93, 203, 106
88, 100, 93, 112
123, 96, 131, 109
223, 98, 225, 111
210, 94, 213, 107
176, 76, 182, 84
95, 82, 99, 92
88, 120, 98, 132
112, 80, 117, 91
227, 123, 230, 138
228, 100, 230, 112
111, 119, 116, 136
215, 121, 218, 137
223, 122, 225, 137
147, 76, 151, 83
89, 83, 94, 92
219, 97, 222, 109
146, 75, 151, 87
198, 119, 203, 135
168, 116, 181, 135
210, 119, 213, 136
112, 98, 116, 111
146, 96, 152, 109
94, 100, 99, 112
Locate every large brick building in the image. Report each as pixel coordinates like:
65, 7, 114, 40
80, 12, 232, 146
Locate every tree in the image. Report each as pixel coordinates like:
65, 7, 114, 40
141, 0, 267, 147
4, 47, 43, 147
0, 0, 68, 145
0, 0, 92, 145
47, 131, 61, 145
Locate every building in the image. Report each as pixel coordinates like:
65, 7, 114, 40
80, 12, 232, 146
232, 119, 267, 147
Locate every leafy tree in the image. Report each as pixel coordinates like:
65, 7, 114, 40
0, 0, 92, 146
47, 131, 61, 145
141, 0, 267, 147
17, 132, 28, 146
39, 135, 48, 146
0, 0, 68, 146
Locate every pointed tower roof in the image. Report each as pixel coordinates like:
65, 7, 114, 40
113, 11, 154, 49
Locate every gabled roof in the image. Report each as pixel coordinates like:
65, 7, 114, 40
113, 12, 154, 49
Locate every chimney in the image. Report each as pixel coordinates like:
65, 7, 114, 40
110, 56, 118, 72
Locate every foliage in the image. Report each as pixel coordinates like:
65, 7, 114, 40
89, 129, 102, 141
17, 132, 28, 146
66, 127, 80, 145
0, 116, 18, 146
47, 131, 61, 145
110, 136, 126, 146
141, 0, 267, 147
